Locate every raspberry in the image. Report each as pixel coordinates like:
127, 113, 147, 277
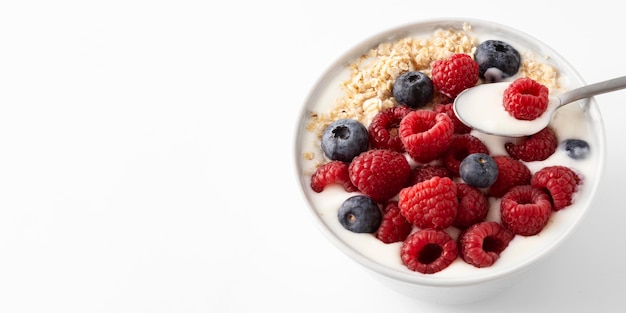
399, 110, 454, 163
400, 228, 458, 274
488, 155, 531, 198
459, 221, 515, 268
454, 183, 489, 229
431, 53, 479, 98
349, 149, 411, 203
443, 134, 489, 176
503, 77, 549, 120
505, 127, 558, 162
310, 161, 359, 193
398, 176, 458, 230
407, 164, 452, 186
500, 185, 552, 236
432, 102, 472, 134
368, 106, 412, 152
375, 201, 413, 244
531, 165, 582, 211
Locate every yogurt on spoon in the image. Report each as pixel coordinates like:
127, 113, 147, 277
453, 76, 626, 137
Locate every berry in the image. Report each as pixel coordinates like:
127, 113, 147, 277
432, 102, 472, 134
500, 185, 552, 236
337, 195, 382, 233
505, 127, 558, 162
407, 164, 452, 186
503, 77, 549, 121
321, 118, 369, 162
459, 221, 515, 268
443, 134, 489, 176
310, 161, 358, 193
474, 40, 521, 82
393, 71, 434, 108
562, 139, 591, 160
454, 183, 489, 229
400, 228, 458, 274
349, 149, 411, 203
431, 53, 479, 98
399, 110, 454, 163
375, 201, 413, 244
531, 166, 581, 211
368, 106, 412, 152
488, 155, 531, 198
459, 153, 499, 189
398, 176, 458, 230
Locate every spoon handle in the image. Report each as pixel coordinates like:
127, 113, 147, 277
557, 76, 626, 107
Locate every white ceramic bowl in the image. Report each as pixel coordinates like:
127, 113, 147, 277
294, 18, 606, 304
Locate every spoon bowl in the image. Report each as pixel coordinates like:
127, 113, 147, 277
453, 76, 626, 137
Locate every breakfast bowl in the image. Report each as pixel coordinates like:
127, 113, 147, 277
293, 18, 605, 304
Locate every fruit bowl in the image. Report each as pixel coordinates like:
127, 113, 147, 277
294, 18, 605, 304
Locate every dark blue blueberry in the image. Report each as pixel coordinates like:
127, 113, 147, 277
321, 118, 369, 162
337, 195, 382, 233
562, 139, 590, 160
392, 71, 433, 108
474, 40, 521, 83
459, 153, 499, 188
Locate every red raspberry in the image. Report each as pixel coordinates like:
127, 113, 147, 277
454, 183, 489, 229
459, 221, 515, 268
399, 110, 454, 163
349, 149, 411, 203
407, 164, 452, 186
310, 161, 359, 193
500, 185, 552, 236
400, 228, 458, 274
488, 155, 532, 198
443, 134, 489, 176
503, 77, 549, 120
375, 201, 413, 244
431, 53, 479, 98
399, 176, 458, 230
505, 127, 558, 162
433, 102, 472, 134
368, 106, 412, 153
531, 165, 582, 211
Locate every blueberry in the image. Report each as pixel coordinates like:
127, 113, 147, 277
337, 195, 382, 233
459, 153, 499, 188
392, 71, 434, 108
321, 118, 369, 162
562, 139, 590, 160
474, 40, 521, 83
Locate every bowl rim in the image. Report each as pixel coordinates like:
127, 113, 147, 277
293, 17, 607, 287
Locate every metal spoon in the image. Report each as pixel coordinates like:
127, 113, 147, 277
453, 76, 626, 137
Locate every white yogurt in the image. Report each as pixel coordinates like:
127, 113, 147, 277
297, 22, 604, 281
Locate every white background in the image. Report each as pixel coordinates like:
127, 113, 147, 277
0, 1, 624, 312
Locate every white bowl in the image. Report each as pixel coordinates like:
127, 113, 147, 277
294, 18, 606, 304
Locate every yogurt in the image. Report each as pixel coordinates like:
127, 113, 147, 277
296, 21, 604, 280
